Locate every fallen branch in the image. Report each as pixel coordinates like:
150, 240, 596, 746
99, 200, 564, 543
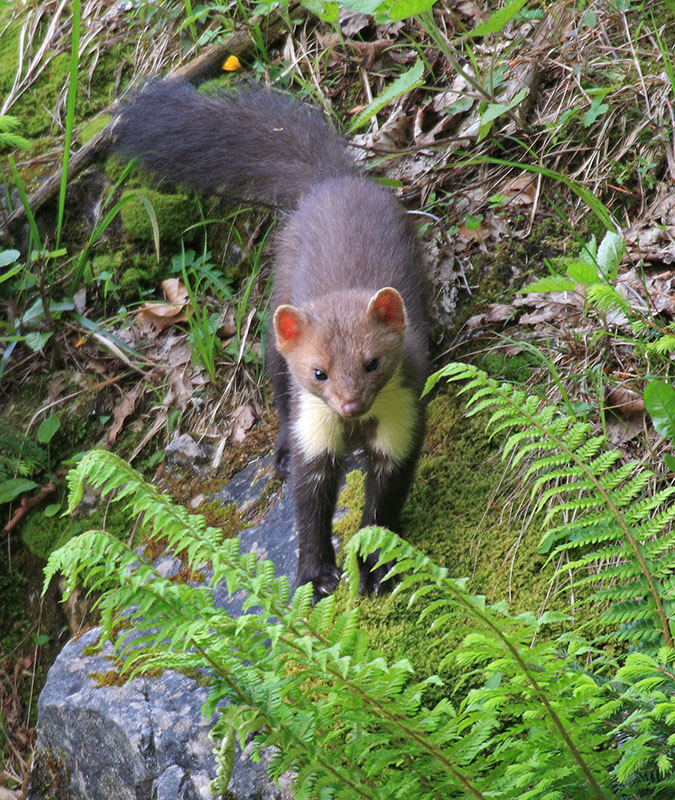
1, 3, 307, 244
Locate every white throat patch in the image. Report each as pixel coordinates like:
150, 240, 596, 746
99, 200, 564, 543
293, 371, 417, 464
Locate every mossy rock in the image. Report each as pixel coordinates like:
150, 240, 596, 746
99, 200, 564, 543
120, 188, 199, 245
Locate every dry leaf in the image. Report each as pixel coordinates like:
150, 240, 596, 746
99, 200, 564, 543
485, 303, 516, 323
136, 305, 188, 337
217, 304, 237, 338
165, 369, 193, 408
107, 385, 142, 443
230, 404, 256, 444
351, 108, 411, 155
499, 173, 537, 206
465, 313, 486, 330
605, 386, 645, 419
136, 279, 189, 337
161, 278, 188, 305
339, 8, 371, 37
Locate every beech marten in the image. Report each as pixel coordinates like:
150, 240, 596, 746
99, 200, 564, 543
115, 80, 429, 601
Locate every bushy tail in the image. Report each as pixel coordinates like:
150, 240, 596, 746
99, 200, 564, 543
114, 80, 358, 205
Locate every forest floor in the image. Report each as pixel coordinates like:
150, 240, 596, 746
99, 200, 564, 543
2, 0, 675, 794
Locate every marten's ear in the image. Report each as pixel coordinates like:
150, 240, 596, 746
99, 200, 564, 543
367, 287, 406, 333
274, 305, 305, 353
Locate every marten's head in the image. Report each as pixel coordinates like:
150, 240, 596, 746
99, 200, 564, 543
273, 287, 406, 419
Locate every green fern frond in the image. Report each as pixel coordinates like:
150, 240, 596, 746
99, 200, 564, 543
645, 335, 675, 354
433, 362, 675, 652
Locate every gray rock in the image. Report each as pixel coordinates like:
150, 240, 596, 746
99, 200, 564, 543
26, 457, 305, 800
165, 433, 210, 474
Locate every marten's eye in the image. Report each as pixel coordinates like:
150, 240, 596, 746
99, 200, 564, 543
314, 369, 328, 382
365, 358, 379, 373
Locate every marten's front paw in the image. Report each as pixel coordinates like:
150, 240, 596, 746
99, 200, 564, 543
296, 565, 342, 604
273, 436, 290, 479
358, 554, 396, 596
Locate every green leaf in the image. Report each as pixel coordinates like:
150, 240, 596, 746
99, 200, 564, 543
23, 331, 53, 351
480, 88, 528, 126
0, 249, 20, 268
339, 0, 382, 12
373, 177, 404, 188
0, 263, 23, 284
596, 230, 624, 281
522, 275, 576, 293
44, 503, 62, 517
565, 259, 598, 285
300, 0, 338, 21
644, 381, 675, 439
582, 92, 610, 127
37, 413, 61, 444
664, 453, 675, 472
579, 235, 597, 265
377, 0, 436, 20
0, 478, 38, 504
467, 0, 528, 37
349, 59, 425, 132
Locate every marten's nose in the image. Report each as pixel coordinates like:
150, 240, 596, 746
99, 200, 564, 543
342, 400, 364, 417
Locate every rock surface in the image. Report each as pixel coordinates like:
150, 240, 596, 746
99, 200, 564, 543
25, 456, 314, 800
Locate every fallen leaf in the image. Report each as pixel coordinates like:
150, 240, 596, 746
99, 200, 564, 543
222, 55, 241, 71
606, 415, 644, 448
107, 385, 142, 443
348, 39, 390, 69
339, 8, 371, 37
485, 303, 516, 323
605, 386, 646, 419
136, 279, 189, 337
165, 369, 193, 408
230, 404, 256, 444
499, 173, 537, 206
136, 305, 188, 337
217, 304, 237, 339
465, 313, 486, 330
161, 278, 188, 305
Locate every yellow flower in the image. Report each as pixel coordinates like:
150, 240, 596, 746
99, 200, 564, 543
222, 55, 241, 72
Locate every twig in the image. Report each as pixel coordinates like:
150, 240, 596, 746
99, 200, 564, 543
4, 480, 57, 534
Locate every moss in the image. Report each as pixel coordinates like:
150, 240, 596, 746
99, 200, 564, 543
332, 386, 560, 705
22, 494, 143, 561
78, 113, 112, 145
117, 252, 162, 299
477, 349, 540, 383
90, 251, 123, 279
200, 500, 249, 536
120, 188, 199, 245
1, 0, 130, 141
25, 746, 70, 800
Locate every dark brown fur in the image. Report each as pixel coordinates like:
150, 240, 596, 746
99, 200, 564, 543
115, 80, 428, 601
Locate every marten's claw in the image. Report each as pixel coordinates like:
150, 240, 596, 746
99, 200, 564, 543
295, 565, 342, 604
358, 555, 396, 596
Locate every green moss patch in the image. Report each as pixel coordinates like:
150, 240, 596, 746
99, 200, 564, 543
120, 189, 200, 245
